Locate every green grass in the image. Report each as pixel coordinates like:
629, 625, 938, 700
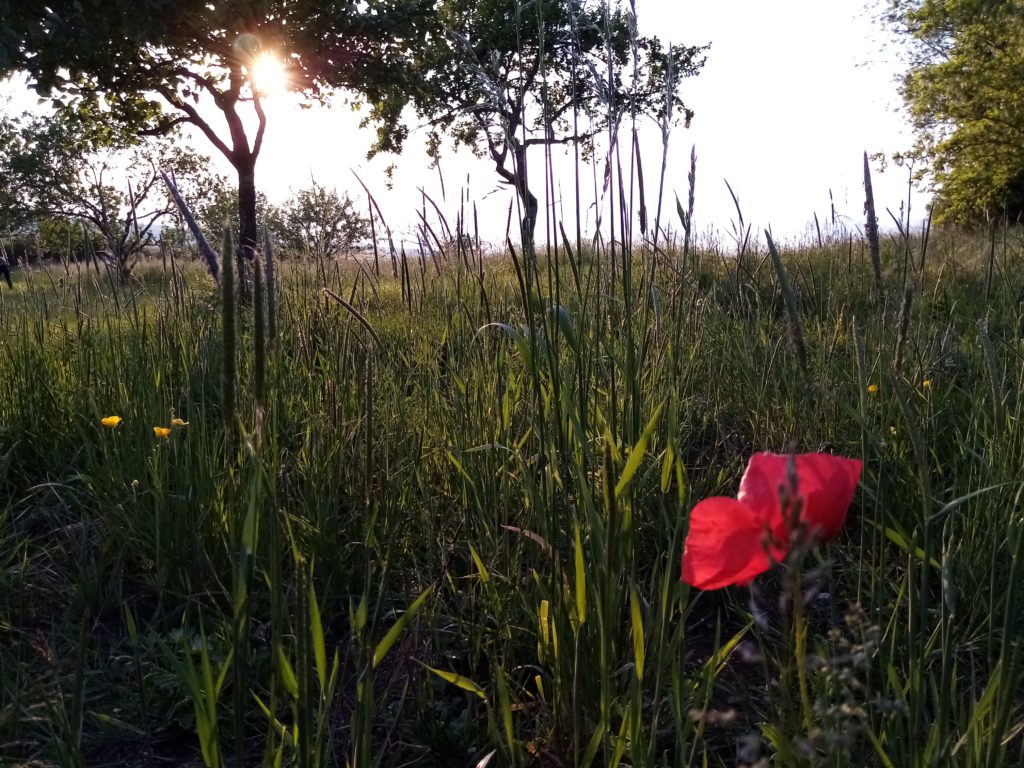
0, 222, 1022, 767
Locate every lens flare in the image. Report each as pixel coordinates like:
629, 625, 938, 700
250, 53, 288, 97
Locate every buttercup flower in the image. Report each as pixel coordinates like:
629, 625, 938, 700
153, 426, 171, 438
867, 384, 879, 395
171, 418, 189, 427
922, 379, 932, 389
681, 452, 862, 590
101, 416, 122, 428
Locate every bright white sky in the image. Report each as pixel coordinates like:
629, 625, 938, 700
3, 0, 924, 247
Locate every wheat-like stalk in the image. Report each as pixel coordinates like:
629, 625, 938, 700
863, 152, 883, 299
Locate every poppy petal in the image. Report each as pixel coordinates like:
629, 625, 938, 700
736, 454, 789, 540
791, 453, 862, 541
741, 453, 862, 543
681, 497, 787, 590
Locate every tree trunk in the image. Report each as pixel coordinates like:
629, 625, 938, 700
518, 181, 539, 252
236, 158, 257, 299
513, 145, 539, 252
115, 245, 133, 284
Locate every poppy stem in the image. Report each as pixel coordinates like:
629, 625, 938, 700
792, 579, 814, 735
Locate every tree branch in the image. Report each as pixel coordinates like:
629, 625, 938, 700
171, 66, 225, 103
138, 116, 191, 136
252, 91, 268, 160
156, 86, 233, 159
522, 131, 596, 148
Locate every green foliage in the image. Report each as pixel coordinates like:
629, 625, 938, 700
0, 109, 210, 278
273, 180, 369, 258
365, 0, 706, 240
0, 0, 432, 251
886, 0, 1024, 222
0, 107, 31, 233
195, 174, 280, 247
33, 216, 98, 256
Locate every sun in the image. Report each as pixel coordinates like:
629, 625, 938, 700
249, 53, 289, 98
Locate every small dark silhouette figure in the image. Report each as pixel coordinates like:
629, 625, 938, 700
0, 254, 11, 290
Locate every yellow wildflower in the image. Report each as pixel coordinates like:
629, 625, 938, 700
922, 379, 932, 389
171, 418, 189, 427
101, 416, 122, 428
867, 384, 879, 395
889, 426, 897, 436
153, 426, 171, 438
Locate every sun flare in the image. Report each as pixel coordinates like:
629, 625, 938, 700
249, 53, 289, 97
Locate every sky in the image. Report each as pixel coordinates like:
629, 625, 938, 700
2, 0, 925, 247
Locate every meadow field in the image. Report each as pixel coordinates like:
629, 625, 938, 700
0, 213, 1022, 767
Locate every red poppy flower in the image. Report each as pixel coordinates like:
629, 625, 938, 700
681, 453, 862, 590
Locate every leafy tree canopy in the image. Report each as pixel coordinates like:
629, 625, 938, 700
364, 0, 707, 242
0, 110, 210, 279
0, 110, 27, 233
886, 0, 1024, 223
275, 181, 369, 258
0, 0, 431, 256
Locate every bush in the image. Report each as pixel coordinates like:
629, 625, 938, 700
273, 180, 369, 259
